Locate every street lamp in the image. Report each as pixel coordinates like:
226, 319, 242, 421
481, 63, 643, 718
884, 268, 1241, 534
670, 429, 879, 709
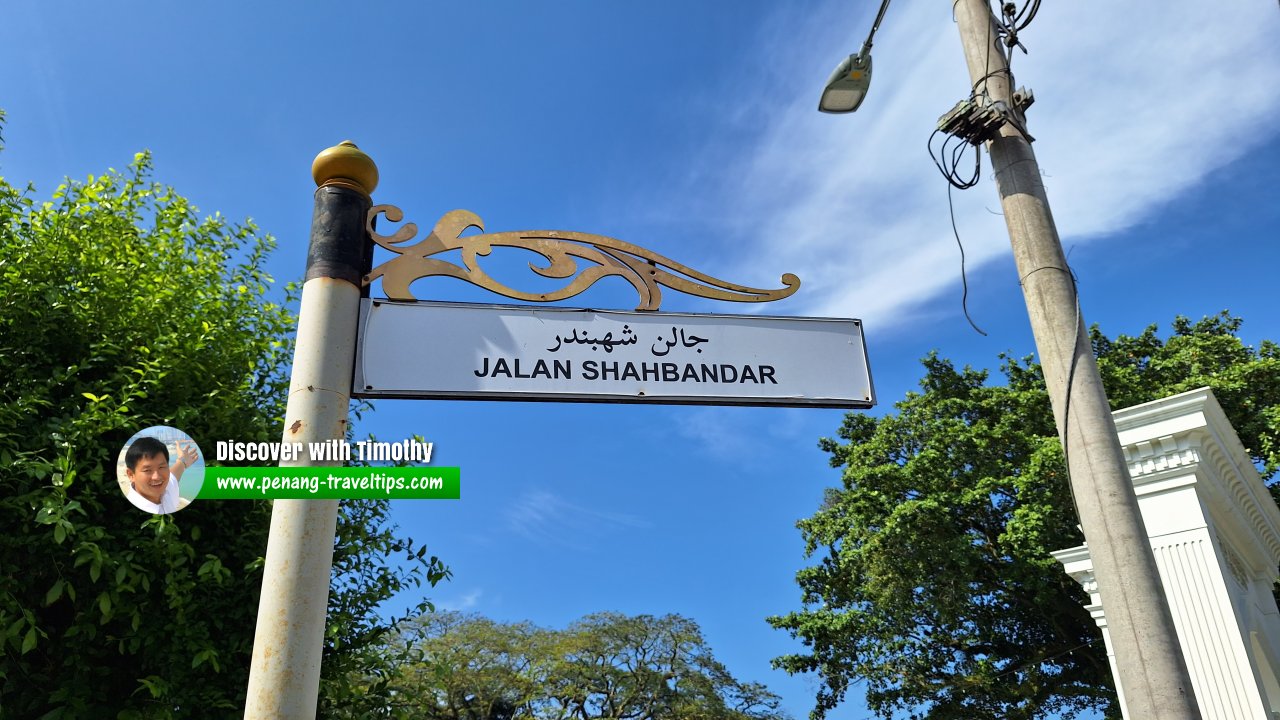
818, 0, 893, 114
819, 52, 872, 113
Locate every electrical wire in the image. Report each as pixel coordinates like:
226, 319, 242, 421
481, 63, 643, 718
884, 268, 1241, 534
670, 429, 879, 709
928, 128, 981, 190
1011, 0, 1041, 32
1058, 265, 1086, 524
1016, 261, 1088, 523
947, 183, 987, 336
927, 127, 986, 335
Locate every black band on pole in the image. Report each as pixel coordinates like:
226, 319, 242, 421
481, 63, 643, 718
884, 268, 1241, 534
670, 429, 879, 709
305, 185, 370, 286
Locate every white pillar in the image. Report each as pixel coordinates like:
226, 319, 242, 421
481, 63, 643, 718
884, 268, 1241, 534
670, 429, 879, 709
1053, 388, 1280, 720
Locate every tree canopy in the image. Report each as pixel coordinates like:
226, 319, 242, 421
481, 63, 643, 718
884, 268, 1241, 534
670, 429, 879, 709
769, 314, 1280, 720
353, 611, 791, 720
0, 135, 446, 717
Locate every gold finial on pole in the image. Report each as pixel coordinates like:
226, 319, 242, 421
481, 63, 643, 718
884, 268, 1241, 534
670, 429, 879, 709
311, 140, 379, 195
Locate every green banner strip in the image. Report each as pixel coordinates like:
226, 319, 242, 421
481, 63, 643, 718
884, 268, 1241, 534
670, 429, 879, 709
202, 467, 460, 500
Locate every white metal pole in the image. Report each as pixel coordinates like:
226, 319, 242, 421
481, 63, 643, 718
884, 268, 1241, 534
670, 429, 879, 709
244, 142, 377, 719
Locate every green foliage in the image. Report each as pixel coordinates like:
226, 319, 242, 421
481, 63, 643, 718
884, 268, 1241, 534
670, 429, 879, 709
770, 314, 1280, 720
1091, 314, 1280, 481
0, 143, 446, 717
0, 149, 289, 718
349, 611, 791, 720
320, 490, 451, 717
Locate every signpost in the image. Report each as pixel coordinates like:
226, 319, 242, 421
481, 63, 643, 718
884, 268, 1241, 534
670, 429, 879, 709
354, 300, 874, 408
247, 141, 876, 719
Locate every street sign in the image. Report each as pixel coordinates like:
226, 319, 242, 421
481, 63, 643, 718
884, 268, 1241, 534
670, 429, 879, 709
353, 299, 874, 408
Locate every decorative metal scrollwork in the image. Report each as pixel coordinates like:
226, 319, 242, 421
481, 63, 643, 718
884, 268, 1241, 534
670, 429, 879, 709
364, 205, 799, 311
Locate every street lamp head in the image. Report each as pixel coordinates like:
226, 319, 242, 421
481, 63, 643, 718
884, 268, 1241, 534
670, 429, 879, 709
819, 52, 873, 114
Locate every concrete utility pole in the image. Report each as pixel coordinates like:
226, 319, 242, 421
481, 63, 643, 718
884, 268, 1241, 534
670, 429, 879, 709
244, 141, 376, 718
951, 1, 1202, 717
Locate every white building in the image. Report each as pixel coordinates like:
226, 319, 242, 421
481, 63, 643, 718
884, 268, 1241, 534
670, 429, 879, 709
1053, 388, 1280, 720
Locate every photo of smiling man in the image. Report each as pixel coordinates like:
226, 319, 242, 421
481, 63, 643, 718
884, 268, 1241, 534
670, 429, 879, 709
117, 428, 204, 514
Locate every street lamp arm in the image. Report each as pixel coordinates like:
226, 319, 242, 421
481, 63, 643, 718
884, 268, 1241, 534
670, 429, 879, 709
861, 0, 894, 53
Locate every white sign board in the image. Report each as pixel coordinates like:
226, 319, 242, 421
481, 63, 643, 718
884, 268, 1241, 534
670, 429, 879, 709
353, 300, 874, 408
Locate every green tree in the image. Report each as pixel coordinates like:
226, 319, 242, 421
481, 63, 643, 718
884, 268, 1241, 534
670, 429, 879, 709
380, 612, 541, 720
367, 611, 791, 720
769, 314, 1280, 720
320, 488, 451, 718
0, 134, 446, 717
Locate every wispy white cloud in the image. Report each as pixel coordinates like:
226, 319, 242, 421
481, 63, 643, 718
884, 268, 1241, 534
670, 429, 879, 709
672, 409, 757, 462
672, 407, 814, 464
503, 489, 650, 549
436, 588, 484, 612
681, 0, 1280, 328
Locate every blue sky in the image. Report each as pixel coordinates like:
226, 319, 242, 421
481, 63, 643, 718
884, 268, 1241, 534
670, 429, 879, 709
4, 2, 1279, 718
